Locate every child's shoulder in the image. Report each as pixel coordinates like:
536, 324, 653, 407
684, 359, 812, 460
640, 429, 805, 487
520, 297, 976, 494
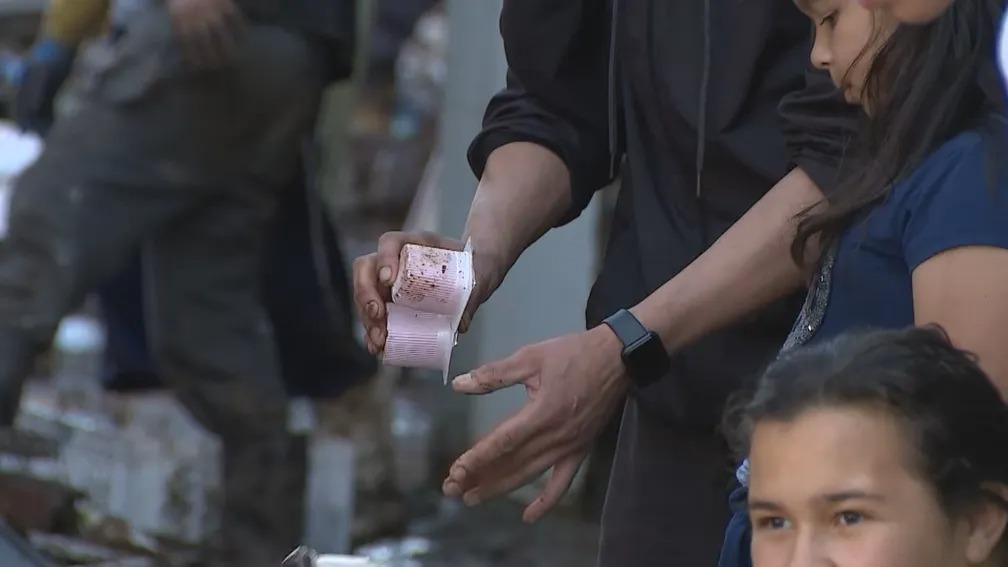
897, 115, 1008, 198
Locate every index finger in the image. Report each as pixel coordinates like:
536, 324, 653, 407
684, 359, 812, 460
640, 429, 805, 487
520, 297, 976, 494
445, 404, 541, 490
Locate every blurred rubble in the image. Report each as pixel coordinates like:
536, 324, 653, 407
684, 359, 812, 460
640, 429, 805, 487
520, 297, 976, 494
332, 4, 447, 237
0, 1, 602, 564
352, 499, 599, 567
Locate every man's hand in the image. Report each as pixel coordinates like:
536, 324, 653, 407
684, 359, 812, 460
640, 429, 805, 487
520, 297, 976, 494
352, 231, 507, 355
167, 0, 244, 69
442, 326, 629, 523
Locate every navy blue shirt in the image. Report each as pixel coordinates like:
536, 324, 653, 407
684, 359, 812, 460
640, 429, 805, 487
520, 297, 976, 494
808, 122, 1008, 345
718, 119, 1008, 567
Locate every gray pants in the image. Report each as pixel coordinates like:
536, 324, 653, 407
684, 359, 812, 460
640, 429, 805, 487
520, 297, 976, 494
0, 8, 324, 563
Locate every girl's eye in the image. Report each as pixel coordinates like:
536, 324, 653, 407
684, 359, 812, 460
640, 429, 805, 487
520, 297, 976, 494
755, 516, 791, 530
819, 12, 838, 27
836, 510, 864, 526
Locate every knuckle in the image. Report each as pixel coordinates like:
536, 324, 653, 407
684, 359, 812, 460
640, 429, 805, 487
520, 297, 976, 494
351, 254, 368, 272
496, 430, 519, 455
472, 366, 503, 393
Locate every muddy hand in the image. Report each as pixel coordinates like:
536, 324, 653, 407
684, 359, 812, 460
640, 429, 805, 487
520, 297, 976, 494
442, 326, 630, 523
352, 231, 502, 356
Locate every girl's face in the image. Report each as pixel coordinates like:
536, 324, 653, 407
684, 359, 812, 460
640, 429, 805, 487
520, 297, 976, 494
747, 406, 1008, 567
796, 0, 896, 106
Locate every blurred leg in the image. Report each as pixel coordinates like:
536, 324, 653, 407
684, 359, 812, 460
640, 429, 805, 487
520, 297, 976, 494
147, 196, 304, 561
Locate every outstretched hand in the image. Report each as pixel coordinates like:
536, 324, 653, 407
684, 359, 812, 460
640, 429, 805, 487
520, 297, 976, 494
442, 326, 629, 522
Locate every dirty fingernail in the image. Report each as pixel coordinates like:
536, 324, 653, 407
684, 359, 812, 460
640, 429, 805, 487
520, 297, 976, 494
378, 266, 392, 283
367, 301, 379, 318
452, 373, 473, 388
443, 480, 461, 497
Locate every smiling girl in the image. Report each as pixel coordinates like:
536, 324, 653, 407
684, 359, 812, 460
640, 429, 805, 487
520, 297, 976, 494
730, 327, 1008, 567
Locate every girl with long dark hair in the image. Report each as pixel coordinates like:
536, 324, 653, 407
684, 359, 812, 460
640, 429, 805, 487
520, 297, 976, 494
705, 0, 1008, 564
629, 0, 1007, 386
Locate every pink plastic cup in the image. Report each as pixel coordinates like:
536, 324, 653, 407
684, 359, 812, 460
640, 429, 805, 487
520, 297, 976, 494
391, 244, 473, 331
382, 303, 454, 374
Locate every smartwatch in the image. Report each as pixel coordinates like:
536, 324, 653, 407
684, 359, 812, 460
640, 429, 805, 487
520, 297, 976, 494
602, 309, 671, 388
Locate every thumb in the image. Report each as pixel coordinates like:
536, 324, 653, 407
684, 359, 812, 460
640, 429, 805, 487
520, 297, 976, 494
452, 350, 532, 395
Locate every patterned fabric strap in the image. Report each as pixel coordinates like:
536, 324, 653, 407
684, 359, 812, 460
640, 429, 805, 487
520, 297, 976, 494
736, 459, 750, 487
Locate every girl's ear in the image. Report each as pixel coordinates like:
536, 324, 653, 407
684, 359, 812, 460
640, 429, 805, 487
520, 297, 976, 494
964, 483, 1008, 564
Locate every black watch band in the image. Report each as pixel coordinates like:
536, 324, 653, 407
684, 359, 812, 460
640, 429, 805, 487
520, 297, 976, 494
603, 309, 670, 388
603, 308, 649, 345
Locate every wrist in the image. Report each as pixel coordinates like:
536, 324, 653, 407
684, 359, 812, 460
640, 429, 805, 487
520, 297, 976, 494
600, 309, 671, 389
465, 200, 525, 268
463, 220, 520, 295
630, 297, 690, 354
587, 324, 632, 390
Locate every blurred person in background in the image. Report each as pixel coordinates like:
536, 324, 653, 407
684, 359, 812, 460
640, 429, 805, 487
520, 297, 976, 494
354, 0, 858, 564
0, 0, 355, 564
2, 0, 375, 401
368, 0, 439, 86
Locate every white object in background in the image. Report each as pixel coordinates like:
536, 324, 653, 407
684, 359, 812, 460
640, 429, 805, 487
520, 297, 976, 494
316, 557, 374, 567
0, 122, 43, 238
288, 397, 318, 434
52, 315, 108, 412
389, 396, 432, 493
60, 395, 222, 543
305, 435, 357, 555
0, 122, 43, 177
112, 394, 222, 543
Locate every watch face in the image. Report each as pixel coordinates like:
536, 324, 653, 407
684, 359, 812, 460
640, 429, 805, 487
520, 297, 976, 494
625, 332, 671, 386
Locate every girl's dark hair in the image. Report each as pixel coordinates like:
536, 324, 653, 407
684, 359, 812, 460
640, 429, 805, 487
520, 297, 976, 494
726, 327, 1008, 519
791, 0, 1008, 263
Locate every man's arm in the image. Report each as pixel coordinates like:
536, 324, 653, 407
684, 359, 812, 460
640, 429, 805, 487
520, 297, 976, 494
631, 69, 860, 351
463, 0, 617, 269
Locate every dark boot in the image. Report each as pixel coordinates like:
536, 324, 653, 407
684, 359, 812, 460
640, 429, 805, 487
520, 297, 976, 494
219, 431, 307, 565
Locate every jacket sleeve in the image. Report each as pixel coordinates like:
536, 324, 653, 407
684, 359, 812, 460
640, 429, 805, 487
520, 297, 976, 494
43, 0, 111, 47
467, 0, 617, 226
778, 68, 860, 194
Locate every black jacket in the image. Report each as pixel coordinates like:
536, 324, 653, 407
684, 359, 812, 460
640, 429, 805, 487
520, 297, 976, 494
468, 0, 859, 427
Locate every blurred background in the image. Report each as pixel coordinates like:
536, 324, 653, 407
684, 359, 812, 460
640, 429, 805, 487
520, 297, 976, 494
0, 0, 619, 565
